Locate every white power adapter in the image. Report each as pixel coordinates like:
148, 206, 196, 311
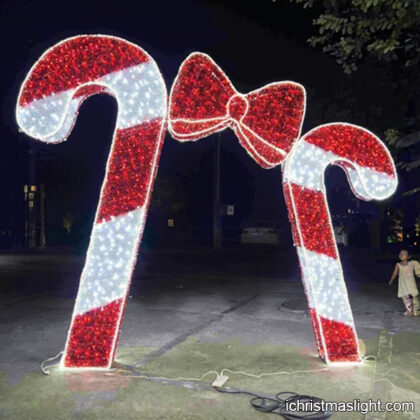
212, 374, 229, 388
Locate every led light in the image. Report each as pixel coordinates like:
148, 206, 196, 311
16, 41, 399, 369
283, 123, 397, 364
167, 53, 399, 365
168, 52, 306, 169
16, 35, 167, 369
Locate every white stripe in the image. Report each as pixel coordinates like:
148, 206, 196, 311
297, 247, 353, 326
344, 165, 397, 200
17, 89, 76, 141
101, 61, 166, 129
74, 207, 145, 315
16, 61, 166, 142
283, 140, 397, 199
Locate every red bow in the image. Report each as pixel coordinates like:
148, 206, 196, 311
168, 53, 306, 169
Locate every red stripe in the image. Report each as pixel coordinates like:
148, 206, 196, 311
19, 36, 149, 106
282, 183, 302, 248
319, 313, 360, 362
96, 118, 164, 223
309, 309, 360, 362
308, 308, 325, 360
303, 124, 395, 176
64, 298, 123, 368
286, 182, 338, 259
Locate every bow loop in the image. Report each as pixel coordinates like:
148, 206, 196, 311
169, 52, 306, 169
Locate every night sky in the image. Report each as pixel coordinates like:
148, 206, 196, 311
0, 0, 416, 247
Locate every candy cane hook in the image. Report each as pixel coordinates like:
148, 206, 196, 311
282, 123, 397, 364
16, 35, 167, 369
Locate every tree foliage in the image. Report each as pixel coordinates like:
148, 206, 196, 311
289, 0, 420, 176
291, 0, 420, 74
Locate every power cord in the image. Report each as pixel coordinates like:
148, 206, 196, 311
39, 352, 384, 418
218, 367, 330, 379
41, 351, 63, 375
215, 388, 333, 419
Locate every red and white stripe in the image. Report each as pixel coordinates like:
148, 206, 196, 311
282, 123, 397, 364
16, 35, 167, 369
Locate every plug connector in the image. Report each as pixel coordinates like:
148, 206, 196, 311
212, 374, 229, 388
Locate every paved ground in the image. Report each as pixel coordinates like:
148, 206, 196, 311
0, 247, 419, 419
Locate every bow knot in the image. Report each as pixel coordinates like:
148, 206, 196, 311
227, 94, 248, 123
168, 53, 306, 169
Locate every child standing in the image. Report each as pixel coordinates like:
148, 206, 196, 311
388, 249, 420, 316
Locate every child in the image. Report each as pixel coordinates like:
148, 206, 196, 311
388, 249, 420, 316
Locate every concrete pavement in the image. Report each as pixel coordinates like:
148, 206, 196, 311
0, 248, 419, 419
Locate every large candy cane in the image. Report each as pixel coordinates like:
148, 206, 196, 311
16, 35, 167, 369
283, 123, 397, 364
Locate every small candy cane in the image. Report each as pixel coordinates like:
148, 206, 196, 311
282, 123, 397, 364
16, 35, 167, 369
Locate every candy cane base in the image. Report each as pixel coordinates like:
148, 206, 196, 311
307, 308, 360, 363
62, 206, 148, 369
65, 299, 124, 367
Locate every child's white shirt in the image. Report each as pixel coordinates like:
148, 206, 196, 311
397, 260, 420, 297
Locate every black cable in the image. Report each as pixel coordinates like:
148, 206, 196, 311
215, 387, 333, 419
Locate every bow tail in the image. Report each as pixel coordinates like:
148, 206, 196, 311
234, 124, 287, 169
169, 119, 230, 142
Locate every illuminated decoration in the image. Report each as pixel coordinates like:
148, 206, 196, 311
168, 52, 306, 168
283, 123, 397, 364
16, 35, 167, 369
168, 54, 398, 365
16, 40, 398, 369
